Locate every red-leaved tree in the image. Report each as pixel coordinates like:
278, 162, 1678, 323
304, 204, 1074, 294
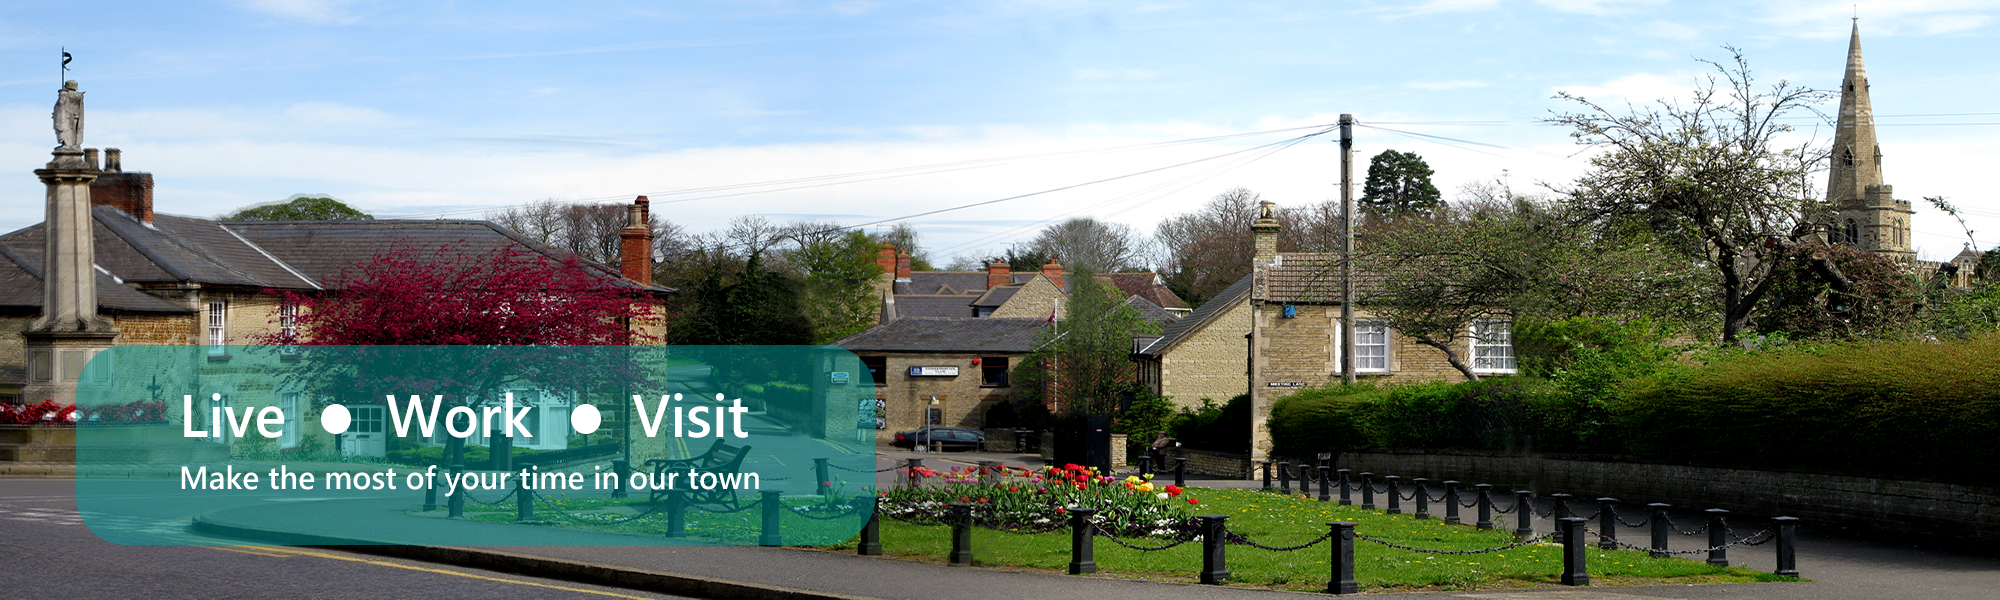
265, 243, 652, 346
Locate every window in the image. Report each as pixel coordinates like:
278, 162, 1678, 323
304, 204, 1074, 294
927, 408, 942, 426
1470, 320, 1517, 374
1353, 321, 1389, 372
279, 304, 299, 356
207, 300, 228, 355
279, 393, 299, 449
862, 356, 888, 387
981, 357, 1009, 387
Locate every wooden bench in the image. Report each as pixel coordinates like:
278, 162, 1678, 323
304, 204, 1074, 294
644, 438, 753, 508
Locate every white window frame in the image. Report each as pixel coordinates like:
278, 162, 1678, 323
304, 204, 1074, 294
207, 299, 228, 354
1333, 319, 1392, 374
1469, 319, 1517, 374
279, 392, 300, 449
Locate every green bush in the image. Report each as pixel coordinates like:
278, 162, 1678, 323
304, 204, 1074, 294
1267, 379, 1545, 457
1614, 332, 2000, 483
1267, 384, 1375, 458
1168, 394, 1252, 453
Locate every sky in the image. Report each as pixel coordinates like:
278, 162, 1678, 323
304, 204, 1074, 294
2, 1, 1998, 263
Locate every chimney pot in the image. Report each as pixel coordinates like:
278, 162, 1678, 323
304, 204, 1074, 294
1040, 260, 1064, 289
83, 149, 100, 172
617, 196, 654, 285
104, 148, 121, 173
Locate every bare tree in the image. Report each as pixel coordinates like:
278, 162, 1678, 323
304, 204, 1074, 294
1155, 188, 1261, 304
1546, 47, 1831, 344
1029, 217, 1144, 274
488, 198, 686, 270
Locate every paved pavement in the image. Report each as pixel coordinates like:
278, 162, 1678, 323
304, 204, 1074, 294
12, 447, 2000, 599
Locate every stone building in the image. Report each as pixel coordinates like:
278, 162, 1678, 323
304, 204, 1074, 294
1823, 22, 1917, 260
832, 317, 1048, 441
0, 83, 672, 460
1133, 202, 1515, 462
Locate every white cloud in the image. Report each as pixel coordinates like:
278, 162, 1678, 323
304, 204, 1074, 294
1553, 71, 1699, 105
237, 0, 371, 25
1408, 80, 1488, 90
1753, 0, 2000, 38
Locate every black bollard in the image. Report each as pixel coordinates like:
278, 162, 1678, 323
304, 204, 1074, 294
1648, 503, 1671, 558
1360, 473, 1376, 510
760, 490, 784, 547
1317, 465, 1331, 502
1597, 498, 1619, 550
1261, 461, 1272, 490
1278, 461, 1292, 492
1514, 490, 1535, 542
905, 458, 923, 487
1068, 507, 1098, 574
1137, 456, 1153, 478
610, 459, 630, 499
1385, 476, 1402, 515
1705, 509, 1729, 567
857, 510, 882, 555
515, 474, 533, 522
1559, 518, 1590, 586
1174, 458, 1188, 488
815, 457, 832, 496
1548, 493, 1572, 544
1414, 478, 1431, 520
1327, 521, 1358, 595
1336, 469, 1353, 505
1773, 516, 1800, 578
447, 462, 465, 518
1443, 481, 1461, 524
1198, 515, 1229, 585
948, 502, 974, 565
422, 466, 439, 511
1474, 483, 1493, 530
666, 491, 686, 538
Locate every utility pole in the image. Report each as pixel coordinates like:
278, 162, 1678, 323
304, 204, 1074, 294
1339, 114, 1356, 384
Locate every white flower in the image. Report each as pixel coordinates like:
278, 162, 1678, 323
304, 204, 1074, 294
1156, 493, 1169, 500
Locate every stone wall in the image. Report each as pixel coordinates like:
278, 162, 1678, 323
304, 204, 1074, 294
1335, 448, 2000, 549
869, 353, 1022, 443
1156, 295, 1250, 411
1160, 448, 1251, 478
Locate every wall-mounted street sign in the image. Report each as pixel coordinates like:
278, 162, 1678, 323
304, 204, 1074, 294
1266, 382, 1308, 387
830, 371, 851, 384
909, 366, 959, 377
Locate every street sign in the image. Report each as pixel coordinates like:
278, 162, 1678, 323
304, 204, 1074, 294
908, 366, 960, 377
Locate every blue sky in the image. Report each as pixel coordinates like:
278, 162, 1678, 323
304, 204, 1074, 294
2, 1, 1997, 262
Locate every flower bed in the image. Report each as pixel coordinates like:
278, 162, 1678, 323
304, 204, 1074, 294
878, 463, 1199, 537
0, 399, 168, 426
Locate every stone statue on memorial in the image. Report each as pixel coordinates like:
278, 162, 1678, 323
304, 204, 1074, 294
54, 80, 83, 151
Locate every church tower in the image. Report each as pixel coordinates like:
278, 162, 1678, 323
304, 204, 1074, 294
1826, 21, 1916, 258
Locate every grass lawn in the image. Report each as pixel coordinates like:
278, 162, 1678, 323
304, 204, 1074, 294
826, 488, 1797, 593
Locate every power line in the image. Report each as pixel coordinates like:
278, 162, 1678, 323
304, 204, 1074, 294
377, 123, 1339, 219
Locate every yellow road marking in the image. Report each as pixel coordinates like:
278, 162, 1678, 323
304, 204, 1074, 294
814, 439, 857, 455
199, 545, 291, 558
229, 546, 659, 600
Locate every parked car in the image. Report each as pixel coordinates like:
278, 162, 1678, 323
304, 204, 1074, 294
892, 427, 985, 451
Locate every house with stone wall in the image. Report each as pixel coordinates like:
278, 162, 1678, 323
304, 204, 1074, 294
1, 96, 671, 461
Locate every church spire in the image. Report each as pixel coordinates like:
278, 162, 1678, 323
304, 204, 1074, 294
1826, 19, 1883, 205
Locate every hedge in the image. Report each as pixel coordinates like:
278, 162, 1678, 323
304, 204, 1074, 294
1267, 332, 2000, 486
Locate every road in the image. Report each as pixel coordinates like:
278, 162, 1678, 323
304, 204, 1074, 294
0, 478, 698, 600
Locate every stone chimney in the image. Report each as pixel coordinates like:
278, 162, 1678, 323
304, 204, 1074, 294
1040, 259, 1064, 289
895, 252, 912, 282
1252, 199, 1281, 263
89, 148, 153, 224
986, 259, 1010, 289
617, 196, 653, 285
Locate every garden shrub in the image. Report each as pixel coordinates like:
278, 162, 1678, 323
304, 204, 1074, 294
1614, 331, 2000, 484
1168, 393, 1251, 453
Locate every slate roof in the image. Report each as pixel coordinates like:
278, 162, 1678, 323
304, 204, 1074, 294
1137, 272, 1252, 357
1123, 295, 1179, 325
896, 272, 988, 296
891, 295, 977, 318
833, 317, 1049, 354
970, 285, 1021, 308
0, 209, 670, 314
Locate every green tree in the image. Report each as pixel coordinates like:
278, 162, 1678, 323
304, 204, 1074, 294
784, 227, 885, 343
1011, 267, 1161, 416
669, 249, 815, 345
1360, 150, 1443, 219
1547, 48, 1831, 345
223, 195, 373, 221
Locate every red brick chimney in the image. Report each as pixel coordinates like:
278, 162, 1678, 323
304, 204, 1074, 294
617, 196, 653, 285
875, 243, 897, 275
895, 252, 912, 281
89, 149, 153, 224
986, 259, 1010, 289
1041, 259, 1064, 288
